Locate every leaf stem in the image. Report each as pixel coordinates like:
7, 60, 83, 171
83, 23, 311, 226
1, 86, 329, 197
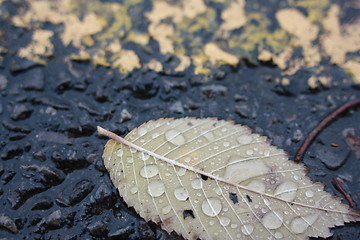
332, 177, 355, 208
294, 98, 360, 162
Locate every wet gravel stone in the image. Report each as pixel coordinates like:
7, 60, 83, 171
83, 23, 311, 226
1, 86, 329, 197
119, 109, 132, 123
45, 210, 62, 228
169, 101, 184, 114
10, 104, 33, 121
0, 74, 8, 90
86, 183, 115, 215
9, 57, 41, 73
56, 179, 94, 206
317, 147, 349, 170
22, 68, 44, 91
292, 129, 303, 142
108, 226, 134, 239
0, 215, 19, 234
21, 164, 65, 186
1, 144, 23, 160
131, 72, 159, 99
234, 103, 251, 118
87, 220, 108, 237
200, 84, 227, 98
30, 197, 53, 210
1, 120, 31, 133
32, 95, 70, 110
163, 79, 187, 94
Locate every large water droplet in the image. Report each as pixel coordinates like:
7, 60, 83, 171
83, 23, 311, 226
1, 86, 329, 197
177, 168, 186, 177
116, 149, 123, 157
237, 135, 252, 145
138, 127, 147, 136
241, 224, 254, 235
140, 165, 159, 178
162, 205, 172, 214
262, 211, 283, 229
203, 131, 215, 142
139, 152, 150, 161
201, 198, 222, 217
274, 181, 298, 201
223, 142, 230, 147
151, 132, 159, 139
191, 178, 203, 189
305, 190, 314, 198
148, 180, 165, 197
219, 217, 230, 226
290, 214, 318, 234
246, 180, 266, 193
165, 129, 186, 146
174, 187, 189, 201
245, 149, 254, 155
274, 231, 283, 239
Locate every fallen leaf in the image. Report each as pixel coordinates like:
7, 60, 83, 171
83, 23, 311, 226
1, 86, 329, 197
98, 118, 359, 240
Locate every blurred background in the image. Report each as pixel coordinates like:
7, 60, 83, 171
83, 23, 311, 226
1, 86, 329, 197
0, 0, 359, 239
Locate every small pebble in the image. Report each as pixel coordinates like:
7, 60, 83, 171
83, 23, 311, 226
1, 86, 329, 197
11, 104, 33, 121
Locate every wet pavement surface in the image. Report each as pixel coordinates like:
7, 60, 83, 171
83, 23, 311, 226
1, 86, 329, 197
0, 1, 360, 240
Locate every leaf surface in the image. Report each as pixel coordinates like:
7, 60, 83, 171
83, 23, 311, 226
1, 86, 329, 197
98, 118, 360, 240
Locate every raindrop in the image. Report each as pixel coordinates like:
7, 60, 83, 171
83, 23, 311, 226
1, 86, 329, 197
162, 205, 172, 215
219, 217, 230, 226
138, 127, 147, 136
241, 224, 254, 235
290, 214, 318, 234
140, 152, 150, 161
148, 180, 165, 197
223, 142, 230, 147
151, 132, 159, 139
230, 223, 238, 229
215, 187, 222, 195
140, 165, 159, 178
221, 127, 227, 132
177, 168, 186, 177
305, 190, 314, 198
203, 131, 215, 142
130, 186, 138, 194
174, 187, 189, 201
237, 135, 252, 144
262, 211, 283, 229
274, 181, 298, 201
127, 157, 134, 163
191, 178, 203, 189
275, 231, 283, 239
116, 149, 123, 157
130, 147, 137, 153
201, 198, 222, 217
264, 150, 270, 156
183, 157, 191, 163
246, 149, 254, 155
209, 220, 215, 226
165, 129, 186, 146
246, 180, 266, 193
